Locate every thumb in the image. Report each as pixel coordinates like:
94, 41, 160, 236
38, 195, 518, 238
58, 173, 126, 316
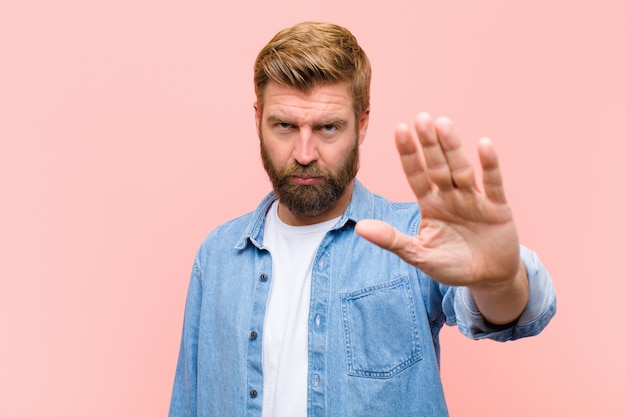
355, 220, 419, 265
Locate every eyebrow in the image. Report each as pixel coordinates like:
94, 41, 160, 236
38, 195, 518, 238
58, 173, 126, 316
314, 118, 348, 127
265, 115, 349, 127
266, 115, 291, 124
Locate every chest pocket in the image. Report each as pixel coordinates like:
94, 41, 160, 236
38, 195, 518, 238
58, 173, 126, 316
340, 276, 422, 379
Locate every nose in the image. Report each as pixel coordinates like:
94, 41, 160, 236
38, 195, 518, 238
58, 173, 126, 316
292, 128, 318, 166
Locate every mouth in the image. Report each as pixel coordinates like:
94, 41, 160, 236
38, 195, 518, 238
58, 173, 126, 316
290, 176, 323, 186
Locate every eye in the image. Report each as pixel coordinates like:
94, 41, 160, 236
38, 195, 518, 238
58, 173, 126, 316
319, 124, 339, 134
275, 122, 292, 130
272, 122, 295, 134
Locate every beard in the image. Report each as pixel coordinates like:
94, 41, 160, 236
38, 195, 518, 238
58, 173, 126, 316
260, 134, 359, 217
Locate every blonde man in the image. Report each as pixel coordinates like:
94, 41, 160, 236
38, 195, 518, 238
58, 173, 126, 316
169, 22, 555, 417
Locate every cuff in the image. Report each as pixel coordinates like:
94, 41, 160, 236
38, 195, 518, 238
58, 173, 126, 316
455, 246, 557, 342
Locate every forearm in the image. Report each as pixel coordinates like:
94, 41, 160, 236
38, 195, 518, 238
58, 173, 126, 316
469, 259, 530, 325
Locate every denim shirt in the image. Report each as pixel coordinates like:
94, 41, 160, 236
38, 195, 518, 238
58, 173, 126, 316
169, 180, 556, 417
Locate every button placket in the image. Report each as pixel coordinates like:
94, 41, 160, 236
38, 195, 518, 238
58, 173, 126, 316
309, 244, 330, 412
246, 256, 271, 414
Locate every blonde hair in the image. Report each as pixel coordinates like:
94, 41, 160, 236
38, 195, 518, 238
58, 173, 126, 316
254, 22, 371, 119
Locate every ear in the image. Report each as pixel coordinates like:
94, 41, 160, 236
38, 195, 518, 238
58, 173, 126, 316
357, 107, 370, 145
254, 101, 261, 134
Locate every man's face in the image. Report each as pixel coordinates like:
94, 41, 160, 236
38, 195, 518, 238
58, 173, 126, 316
255, 82, 369, 225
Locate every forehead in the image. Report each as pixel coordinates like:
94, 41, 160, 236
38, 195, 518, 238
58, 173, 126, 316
261, 82, 354, 123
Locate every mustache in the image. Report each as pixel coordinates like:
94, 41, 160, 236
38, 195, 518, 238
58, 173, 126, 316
279, 163, 331, 179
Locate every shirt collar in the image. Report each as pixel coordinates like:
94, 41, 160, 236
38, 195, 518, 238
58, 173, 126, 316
235, 178, 374, 250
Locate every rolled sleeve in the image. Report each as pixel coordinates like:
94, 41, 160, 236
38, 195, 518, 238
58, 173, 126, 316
449, 246, 557, 342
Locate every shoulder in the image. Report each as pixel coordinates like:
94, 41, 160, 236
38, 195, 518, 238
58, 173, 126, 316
190, 211, 257, 276
371, 193, 419, 214
199, 211, 254, 251
348, 180, 421, 235
368, 192, 422, 236
350, 180, 421, 225
198, 191, 276, 252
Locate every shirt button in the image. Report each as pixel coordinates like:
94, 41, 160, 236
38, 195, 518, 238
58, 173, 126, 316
315, 314, 321, 327
260, 273, 268, 282
250, 389, 258, 398
250, 331, 258, 340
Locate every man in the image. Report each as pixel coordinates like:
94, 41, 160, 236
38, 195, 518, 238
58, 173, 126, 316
169, 22, 556, 417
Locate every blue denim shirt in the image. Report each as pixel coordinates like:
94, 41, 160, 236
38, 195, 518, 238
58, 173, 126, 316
169, 180, 556, 417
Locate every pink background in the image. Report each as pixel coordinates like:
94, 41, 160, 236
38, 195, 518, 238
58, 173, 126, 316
2, 1, 625, 415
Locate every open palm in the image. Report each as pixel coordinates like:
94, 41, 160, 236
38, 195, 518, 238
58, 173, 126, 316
356, 113, 521, 288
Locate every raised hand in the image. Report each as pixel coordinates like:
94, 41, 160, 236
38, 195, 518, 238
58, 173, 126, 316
356, 113, 528, 322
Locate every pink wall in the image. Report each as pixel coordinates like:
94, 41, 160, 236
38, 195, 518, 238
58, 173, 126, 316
1, 1, 624, 415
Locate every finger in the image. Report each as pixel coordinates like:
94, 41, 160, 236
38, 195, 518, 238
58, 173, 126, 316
433, 117, 477, 190
355, 220, 419, 266
414, 113, 454, 191
478, 137, 507, 204
395, 123, 431, 199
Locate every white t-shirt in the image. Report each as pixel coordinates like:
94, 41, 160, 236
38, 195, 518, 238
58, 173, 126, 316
261, 201, 338, 417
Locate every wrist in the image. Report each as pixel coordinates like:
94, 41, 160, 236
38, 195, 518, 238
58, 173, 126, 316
469, 259, 529, 325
